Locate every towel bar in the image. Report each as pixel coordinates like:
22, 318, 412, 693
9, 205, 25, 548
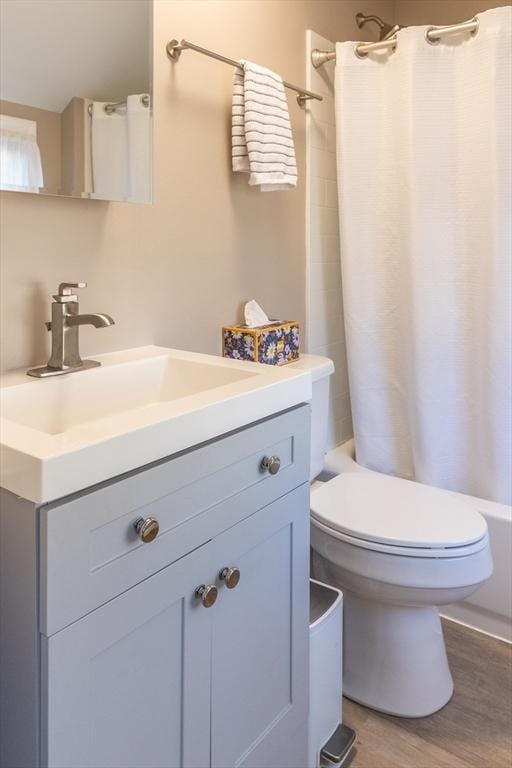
166, 38, 323, 107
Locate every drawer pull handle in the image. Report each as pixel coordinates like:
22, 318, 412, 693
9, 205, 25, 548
260, 455, 281, 475
195, 584, 218, 608
219, 566, 241, 589
134, 517, 160, 543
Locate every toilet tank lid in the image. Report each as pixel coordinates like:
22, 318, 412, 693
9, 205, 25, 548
310, 471, 488, 550
290, 354, 334, 382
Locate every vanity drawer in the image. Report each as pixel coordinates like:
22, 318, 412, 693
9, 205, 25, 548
40, 405, 310, 635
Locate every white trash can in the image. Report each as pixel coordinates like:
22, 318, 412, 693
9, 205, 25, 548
309, 579, 355, 768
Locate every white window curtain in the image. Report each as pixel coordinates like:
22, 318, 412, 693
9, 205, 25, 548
0, 114, 44, 193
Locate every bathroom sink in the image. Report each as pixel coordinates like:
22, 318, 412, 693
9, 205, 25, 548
0, 346, 311, 502
2, 351, 259, 435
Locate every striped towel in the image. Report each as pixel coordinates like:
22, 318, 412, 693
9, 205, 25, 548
232, 60, 297, 191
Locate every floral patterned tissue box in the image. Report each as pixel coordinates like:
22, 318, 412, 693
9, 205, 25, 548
222, 321, 300, 366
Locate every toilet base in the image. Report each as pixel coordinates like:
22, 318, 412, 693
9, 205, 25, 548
343, 590, 454, 717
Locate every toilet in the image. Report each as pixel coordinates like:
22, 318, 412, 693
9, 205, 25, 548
291, 354, 493, 718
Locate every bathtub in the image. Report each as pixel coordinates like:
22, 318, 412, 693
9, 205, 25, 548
323, 440, 512, 643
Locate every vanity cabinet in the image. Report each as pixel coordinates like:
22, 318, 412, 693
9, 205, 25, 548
44, 487, 308, 768
209, 488, 308, 768
0, 405, 310, 768
44, 541, 213, 768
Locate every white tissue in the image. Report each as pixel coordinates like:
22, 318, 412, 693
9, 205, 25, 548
244, 300, 270, 328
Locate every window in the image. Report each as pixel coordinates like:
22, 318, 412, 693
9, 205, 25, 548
0, 114, 44, 192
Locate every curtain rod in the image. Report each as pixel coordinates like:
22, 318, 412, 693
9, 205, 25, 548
311, 15, 479, 66
87, 94, 150, 117
166, 38, 323, 107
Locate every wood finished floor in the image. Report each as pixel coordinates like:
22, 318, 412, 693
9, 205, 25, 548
343, 619, 512, 768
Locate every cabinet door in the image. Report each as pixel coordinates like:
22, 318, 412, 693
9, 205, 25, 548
210, 484, 310, 768
42, 543, 212, 768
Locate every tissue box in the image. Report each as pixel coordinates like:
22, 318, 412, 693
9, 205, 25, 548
222, 321, 300, 366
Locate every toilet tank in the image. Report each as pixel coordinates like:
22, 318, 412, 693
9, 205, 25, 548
290, 355, 335, 481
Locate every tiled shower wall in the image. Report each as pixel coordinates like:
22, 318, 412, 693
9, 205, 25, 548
306, 31, 352, 450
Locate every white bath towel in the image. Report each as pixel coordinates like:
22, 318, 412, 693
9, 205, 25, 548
232, 60, 297, 191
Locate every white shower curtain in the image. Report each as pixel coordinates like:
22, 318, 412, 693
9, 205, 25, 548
335, 6, 512, 504
91, 94, 151, 203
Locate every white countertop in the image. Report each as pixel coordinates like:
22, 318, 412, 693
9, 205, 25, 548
0, 346, 311, 503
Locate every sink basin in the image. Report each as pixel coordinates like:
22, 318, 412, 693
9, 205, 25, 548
0, 346, 311, 502
1, 354, 258, 435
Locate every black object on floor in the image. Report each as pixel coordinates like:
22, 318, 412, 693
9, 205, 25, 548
321, 723, 357, 766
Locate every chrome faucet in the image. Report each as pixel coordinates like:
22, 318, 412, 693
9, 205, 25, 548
27, 282, 114, 378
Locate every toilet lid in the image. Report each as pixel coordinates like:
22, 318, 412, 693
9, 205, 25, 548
310, 472, 488, 550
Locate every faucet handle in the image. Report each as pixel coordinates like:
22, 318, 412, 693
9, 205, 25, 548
58, 282, 87, 296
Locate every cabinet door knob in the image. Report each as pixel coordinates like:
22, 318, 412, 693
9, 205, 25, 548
219, 566, 241, 589
134, 517, 159, 543
260, 455, 281, 475
195, 584, 218, 608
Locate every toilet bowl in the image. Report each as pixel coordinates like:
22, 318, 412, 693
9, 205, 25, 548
289, 354, 493, 718
310, 471, 493, 717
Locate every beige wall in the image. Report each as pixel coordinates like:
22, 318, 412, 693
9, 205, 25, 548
395, 0, 511, 25
0, 99, 61, 194
2, 0, 502, 373
0, 0, 394, 373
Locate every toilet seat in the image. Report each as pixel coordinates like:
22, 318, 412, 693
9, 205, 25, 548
311, 517, 489, 558
311, 471, 488, 559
